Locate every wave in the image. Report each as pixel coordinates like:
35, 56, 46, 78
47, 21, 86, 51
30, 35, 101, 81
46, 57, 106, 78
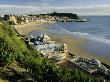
73, 32, 110, 44
55, 24, 110, 44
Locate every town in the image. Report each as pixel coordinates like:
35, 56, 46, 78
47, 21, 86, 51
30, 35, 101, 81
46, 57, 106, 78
0, 12, 87, 25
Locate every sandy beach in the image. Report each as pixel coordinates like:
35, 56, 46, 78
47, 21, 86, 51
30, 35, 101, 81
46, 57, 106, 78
14, 22, 46, 35
50, 34, 110, 65
15, 22, 110, 65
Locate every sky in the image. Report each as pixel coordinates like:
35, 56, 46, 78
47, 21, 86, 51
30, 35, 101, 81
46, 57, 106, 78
0, 0, 110, 15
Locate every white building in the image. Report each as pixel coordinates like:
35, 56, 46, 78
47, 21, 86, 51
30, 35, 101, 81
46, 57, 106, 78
30, 34, 68, 62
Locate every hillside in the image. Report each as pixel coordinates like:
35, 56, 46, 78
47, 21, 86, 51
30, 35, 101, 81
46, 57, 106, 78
0, 21, 102, 82
40, 12, 79, 19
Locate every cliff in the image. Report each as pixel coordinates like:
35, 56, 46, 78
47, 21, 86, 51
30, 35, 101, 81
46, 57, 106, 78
0, 21, 103, 82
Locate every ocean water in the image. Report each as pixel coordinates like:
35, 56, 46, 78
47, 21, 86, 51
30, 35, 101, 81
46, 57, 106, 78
29, 16, 110, 58
55, 16, 110, 58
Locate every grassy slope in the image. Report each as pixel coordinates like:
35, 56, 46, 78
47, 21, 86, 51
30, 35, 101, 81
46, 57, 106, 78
0, 21, 42, 81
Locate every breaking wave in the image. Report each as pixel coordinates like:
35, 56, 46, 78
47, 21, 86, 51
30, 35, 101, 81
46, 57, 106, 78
56, 24, 110, 44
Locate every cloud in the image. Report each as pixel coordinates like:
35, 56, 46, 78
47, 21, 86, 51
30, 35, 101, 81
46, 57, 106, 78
36, 0, 55, 6
0, 4, 110, 15
41, 0, 54, 1
0, 5, 55, 15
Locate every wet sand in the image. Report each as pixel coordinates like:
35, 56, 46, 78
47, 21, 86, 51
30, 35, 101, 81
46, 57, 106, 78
49, 34, 110, 65
15, 22, 110, 65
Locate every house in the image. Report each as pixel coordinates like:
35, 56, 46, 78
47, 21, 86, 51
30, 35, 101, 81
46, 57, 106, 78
61, 43, 68, 53
29, 34, 68, 62
3, 14, 17, 24
91, 59, 101, 67
69, 57, 109, 74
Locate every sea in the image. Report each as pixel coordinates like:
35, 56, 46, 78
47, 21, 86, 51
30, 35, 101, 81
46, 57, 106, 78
29, 16, 110, 59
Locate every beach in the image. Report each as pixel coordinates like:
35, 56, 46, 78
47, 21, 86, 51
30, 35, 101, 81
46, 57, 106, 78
14, 22, 46, 35
15, 22, 110, 65
50, 34, 110, 65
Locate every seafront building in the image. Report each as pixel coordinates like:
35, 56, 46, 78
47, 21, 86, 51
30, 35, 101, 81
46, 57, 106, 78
29, 34, 68, 62
28, 33, 110, 75
69, 57, 109, 75
2, 14, 17, 24
0, 13, 87, 25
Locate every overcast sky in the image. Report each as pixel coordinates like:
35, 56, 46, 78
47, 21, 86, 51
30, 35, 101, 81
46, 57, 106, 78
0, 0, 110, 15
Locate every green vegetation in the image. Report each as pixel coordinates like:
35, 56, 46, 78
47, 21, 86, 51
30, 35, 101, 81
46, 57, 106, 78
9, 21, 16, 25
16, 17, 22, 24
50, 12, 79, 19
0, 21, 102, 82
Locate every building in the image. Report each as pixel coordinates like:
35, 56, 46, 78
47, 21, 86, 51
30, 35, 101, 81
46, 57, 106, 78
3, 14, 17, 24
61, 43, 68, 53
29, 34, 68, 62
42, 34, 52, 43
69, 57, 109, 74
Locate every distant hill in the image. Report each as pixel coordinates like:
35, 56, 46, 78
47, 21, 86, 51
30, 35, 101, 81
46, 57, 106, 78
50, 12, 79, 19
40, 12, 79, 19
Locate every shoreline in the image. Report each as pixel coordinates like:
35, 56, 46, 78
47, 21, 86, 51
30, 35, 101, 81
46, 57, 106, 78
14, 22, 110, 65
14, 22, 47, 35
49, 34, 110, 65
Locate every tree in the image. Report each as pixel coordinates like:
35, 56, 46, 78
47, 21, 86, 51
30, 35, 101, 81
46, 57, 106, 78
9, 21, 15, 25
16, 17, 23, 24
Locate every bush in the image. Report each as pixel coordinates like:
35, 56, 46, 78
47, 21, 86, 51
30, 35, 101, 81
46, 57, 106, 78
0, 38, 15, 65
9, 21, 15, 25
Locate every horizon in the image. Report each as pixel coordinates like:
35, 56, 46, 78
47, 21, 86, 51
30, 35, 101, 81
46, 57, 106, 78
0, 0, 110, 15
